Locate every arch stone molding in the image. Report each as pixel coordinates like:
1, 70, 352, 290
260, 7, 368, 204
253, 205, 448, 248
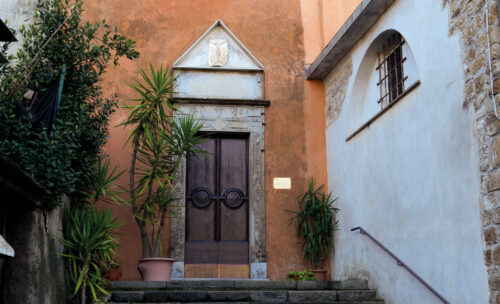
169, 20, 267, 279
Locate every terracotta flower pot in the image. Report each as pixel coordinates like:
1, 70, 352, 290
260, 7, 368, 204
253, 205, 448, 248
311, 269, 327, 281
138, 258, 175, 281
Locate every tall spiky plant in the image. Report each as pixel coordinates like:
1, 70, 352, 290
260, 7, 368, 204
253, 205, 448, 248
120, 65, 206, 258
289, 178, 340, 269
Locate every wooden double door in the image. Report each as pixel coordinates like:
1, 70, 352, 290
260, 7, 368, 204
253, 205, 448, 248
185, 134, 249, 278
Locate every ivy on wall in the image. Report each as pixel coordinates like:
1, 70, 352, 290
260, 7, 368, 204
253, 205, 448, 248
0, 0, 139, 207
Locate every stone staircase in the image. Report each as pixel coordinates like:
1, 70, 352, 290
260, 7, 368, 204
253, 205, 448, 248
108, 279, 384, 303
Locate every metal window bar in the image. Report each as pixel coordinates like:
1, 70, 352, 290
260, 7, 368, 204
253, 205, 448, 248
376, 57, 407, 86
376, 40, 406, 71
378, 76, 408, 104
376, 34, 407, 108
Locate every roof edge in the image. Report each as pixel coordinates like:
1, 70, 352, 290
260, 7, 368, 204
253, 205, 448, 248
305, 0, 396, 81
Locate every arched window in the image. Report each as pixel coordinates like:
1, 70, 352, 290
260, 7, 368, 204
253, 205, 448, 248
347, 29, 420, 140
376, 32, 406, 108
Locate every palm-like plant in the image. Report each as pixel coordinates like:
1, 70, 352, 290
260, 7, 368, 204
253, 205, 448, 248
88, 157, 125, 205
289, 178, 339, 269
60, 207, 121, 304
59, 157, 124, 304
120, 65, 206, 258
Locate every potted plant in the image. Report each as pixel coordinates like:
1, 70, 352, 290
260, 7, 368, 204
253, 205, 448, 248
286, 270, 317, 281
120, 65, 206, 281
289, 178, 339, 281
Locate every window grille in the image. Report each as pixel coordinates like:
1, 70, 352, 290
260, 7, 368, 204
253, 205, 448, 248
376, 33, 408, 108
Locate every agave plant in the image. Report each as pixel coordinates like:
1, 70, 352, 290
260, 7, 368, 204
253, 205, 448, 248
120, 65, 206, 258
289, 178, 339, 269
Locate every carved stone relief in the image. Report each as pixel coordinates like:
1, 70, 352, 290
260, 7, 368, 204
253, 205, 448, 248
325, 61, 353, 126
208, 39, 228, 67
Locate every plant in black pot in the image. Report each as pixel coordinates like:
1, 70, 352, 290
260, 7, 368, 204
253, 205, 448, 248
289, 178, 339, 281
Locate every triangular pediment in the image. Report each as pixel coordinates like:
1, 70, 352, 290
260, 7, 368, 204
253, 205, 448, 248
173, 20, 264, 71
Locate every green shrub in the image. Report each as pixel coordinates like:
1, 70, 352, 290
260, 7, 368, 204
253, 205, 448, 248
0, 0, 139, 207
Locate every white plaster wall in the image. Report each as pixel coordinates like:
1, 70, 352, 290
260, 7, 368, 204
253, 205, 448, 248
325, 0, 488, 303
0, 0, 36, 55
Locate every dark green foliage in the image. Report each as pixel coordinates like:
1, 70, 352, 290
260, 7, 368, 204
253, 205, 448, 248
289, 178, 339, 269
286, 269, 317, 281
0, 0, 139, 207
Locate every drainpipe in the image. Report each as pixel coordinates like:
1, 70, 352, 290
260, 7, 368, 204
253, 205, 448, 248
486, 2, 499, 119
498, 0, 500, 22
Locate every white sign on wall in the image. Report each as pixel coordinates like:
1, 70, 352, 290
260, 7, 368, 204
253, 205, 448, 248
273, 177, 291, 190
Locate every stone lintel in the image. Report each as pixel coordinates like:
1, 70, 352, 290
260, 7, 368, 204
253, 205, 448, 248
173, 97, 270, 107
174, 66, 263, 72
305, 0, 396, 80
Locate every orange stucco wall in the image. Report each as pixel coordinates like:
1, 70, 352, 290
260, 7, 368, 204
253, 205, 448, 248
320, 0, 362, 49
84, 0, 356, 281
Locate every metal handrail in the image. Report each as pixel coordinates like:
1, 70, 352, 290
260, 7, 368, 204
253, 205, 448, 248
351, 226, 450, 304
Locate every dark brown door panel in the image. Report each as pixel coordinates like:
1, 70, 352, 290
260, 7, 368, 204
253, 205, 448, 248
185, 134, 249, 273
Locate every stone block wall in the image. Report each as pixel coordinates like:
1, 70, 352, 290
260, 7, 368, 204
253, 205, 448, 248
444, 0, 500, 302
3, 206, 66, 304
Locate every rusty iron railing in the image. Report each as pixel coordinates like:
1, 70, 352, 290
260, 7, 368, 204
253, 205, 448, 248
351, 226, 450, 304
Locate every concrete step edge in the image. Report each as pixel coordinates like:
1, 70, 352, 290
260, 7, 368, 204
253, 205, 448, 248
111, 290, 378, 303
110, 280, 369, 291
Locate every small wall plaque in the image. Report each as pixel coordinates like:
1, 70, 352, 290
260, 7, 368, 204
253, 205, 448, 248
273, 177, 291, 190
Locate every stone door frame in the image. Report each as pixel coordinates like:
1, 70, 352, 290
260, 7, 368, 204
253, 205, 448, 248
170, 103, 267, 279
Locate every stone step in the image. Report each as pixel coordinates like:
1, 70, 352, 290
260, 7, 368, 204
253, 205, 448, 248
110, 289, 379, 303
109, 302, 384, 304
111, 280, 369, 291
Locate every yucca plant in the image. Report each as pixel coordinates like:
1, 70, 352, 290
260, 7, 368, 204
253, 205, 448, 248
60, 207, 121, 304
289, 178, 339, 269
120, 65, 206, 258
88, 157, 125, 205
59, 157, 124, 304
